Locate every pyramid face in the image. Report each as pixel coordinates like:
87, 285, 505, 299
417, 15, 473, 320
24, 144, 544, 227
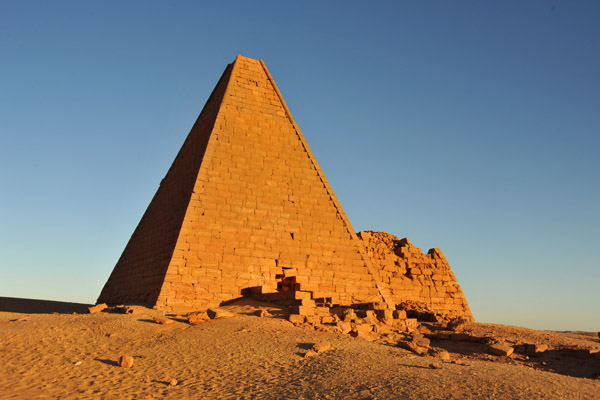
99, 55, 392, 312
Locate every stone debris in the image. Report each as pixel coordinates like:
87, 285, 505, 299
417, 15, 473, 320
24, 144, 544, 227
187, 311, 210, 325
398, 333, 430, 355
152, 317, 174, 325
118, 355, 134, 368
489, 343, 514, 357
255, 309, 271, 317
114, 306, 143, 315
288, 314, 306, 325
207, 308, 234, 319
88, 303, 108, 314
525, 344, 548, 356
447, 317, 468, 332
169, 379, 178, 386
429, 363, 443, 369
336, 320, 352, 335
312, 342, 334, 354
430, 349, 450, 361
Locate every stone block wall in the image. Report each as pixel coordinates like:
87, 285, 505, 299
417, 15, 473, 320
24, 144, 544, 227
358, 231, 473, 320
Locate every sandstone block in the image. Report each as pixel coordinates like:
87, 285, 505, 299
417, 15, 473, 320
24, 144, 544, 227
488, 343, 514, 357
312, 342, 333, 354
152, 317, 174, 325
288, 314, 306, 324
207, 307, 234, 319
187, 311, 210, 325
525, 344, 548, 356
88, 303, 108, 314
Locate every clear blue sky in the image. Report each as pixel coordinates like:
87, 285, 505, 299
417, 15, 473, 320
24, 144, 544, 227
1, 1, 598, 331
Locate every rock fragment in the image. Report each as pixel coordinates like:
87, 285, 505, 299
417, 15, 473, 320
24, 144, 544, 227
430, 349, 450, 360
207, 308, 233, 319
447, 317, 468, 332
489, 343, 514, 357
312, 342, 333, 354
255, 309, 271, 317
187, 311, 210, 325
169, 379, 178, 386
118, 355, 134, 368
525, 344, 548, 356
288, 314, 306, 324
429, 363, 443, 369
152, 317, 174, 325
88, 303, 108, 314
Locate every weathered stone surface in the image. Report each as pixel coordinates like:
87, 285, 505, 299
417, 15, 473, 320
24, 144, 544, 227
430, 349, 450, 360
312, 342, 333, 354
118, 355, 134, 368
336, 320, 352, 334
447, 317, 468, 332
359, 231, 473, 321
429, 363, 443, 369
288, 314, 306, 324
152, 317, 173, 325
187, 311, 210, 325
207, 308, 233, 319
255, 309, 270, 317
525, 344, 548, 356
489, 343, 514, 357
88, 303, 108, 314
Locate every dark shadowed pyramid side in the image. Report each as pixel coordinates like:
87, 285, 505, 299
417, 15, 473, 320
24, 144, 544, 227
97, 63, 234, 306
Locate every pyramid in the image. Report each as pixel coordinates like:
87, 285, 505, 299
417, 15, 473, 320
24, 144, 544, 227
99, 55, 394, 312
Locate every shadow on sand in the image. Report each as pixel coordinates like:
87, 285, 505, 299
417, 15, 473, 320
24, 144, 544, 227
0, 297, 92, 314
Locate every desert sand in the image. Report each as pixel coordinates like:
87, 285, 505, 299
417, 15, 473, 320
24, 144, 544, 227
1, 297, 599, 400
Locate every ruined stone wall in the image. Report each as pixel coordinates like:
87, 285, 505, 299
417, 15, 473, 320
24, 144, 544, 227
358, 231, 473, 320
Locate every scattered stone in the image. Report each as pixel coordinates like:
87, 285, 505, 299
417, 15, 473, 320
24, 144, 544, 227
336, 320, 352, 335
187, 311, 210, 325
447, 317, 468, 332
398, 340, 427, 355
412, 334, 430, 349
114, 306, 143, 315
429, 363, 443, 369
352, 330, 376, 341
88, 304, 108, 314
525, 344, 548, 356
169, 379, 178, 386
489, 343, 514, 357
118, 355, 134, 368
450, 333, 473, 341
304, 350, 317, 358
152, 317, 174, 325
73, 360, 82, 366
255, 309, 270, 317
342, 308, 357, 322
321, 315, 335, 324
207, 308, 233, 319
312, 342, 333, 354
430, 349, 450, 361
288, 314, 306, 324
452, 360, 464, 365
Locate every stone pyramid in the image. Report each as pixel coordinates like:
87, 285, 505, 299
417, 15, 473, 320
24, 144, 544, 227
99, 55, 393, 312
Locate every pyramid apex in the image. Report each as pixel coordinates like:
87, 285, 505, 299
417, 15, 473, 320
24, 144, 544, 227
234, 54, 260, 63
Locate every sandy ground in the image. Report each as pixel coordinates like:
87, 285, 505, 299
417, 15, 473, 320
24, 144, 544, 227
1, 297, 599, 400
